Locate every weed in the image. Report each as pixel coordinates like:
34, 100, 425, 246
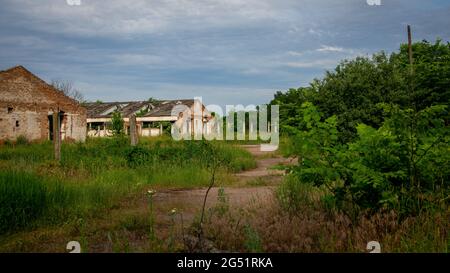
243, 224, 262, 253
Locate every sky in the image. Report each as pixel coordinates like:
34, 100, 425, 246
0, 0, 449, 108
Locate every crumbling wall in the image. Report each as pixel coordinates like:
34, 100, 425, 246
62, 112, 86, 142
0, 102, 43, 141
0, 66, 87, 142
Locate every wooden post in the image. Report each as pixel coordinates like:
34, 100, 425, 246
53, 110, 61, 161
159, 123, 163, 136
130, 114, 138, 146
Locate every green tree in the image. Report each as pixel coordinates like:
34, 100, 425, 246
272, 39, 450, 143
111, 111, 124, 136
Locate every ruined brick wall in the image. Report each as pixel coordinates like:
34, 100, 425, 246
0, 103, 43, 140
0, 66, 87, 142
61, 112, 86, 142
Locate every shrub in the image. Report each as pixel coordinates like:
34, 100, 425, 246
125, 146, 150, 167
285, 102, 449, 216
277, 175, 316, 213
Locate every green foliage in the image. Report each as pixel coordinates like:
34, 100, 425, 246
393, 39, 450, 110
282, 102, 449, 216
272, 40, 450, 143
277, 175, 316, 213
285, 103, 342, 189
135, 108, 149, 117
243, 224, 262, 253
111, 111, 124, 136
341, 104, 450, 214
151, 121, 172, 135
214, 187, 229, 216
125, 146, 150, 167
147, 97, 159, 104
274, 39, 449, 219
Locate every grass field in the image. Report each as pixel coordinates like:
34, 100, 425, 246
0, 136, 256, 239
1, 136, 447, 253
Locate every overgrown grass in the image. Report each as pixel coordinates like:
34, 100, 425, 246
0, 137, 256, 237
205, 182, 449, 252
0, 171, 47, 234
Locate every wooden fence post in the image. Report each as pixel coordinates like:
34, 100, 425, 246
130, 114, 138, 146
53, 109, 61, 161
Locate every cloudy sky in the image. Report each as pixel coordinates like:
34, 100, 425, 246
0, 0, 449, 107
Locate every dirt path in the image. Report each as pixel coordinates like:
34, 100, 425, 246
235, 145, 294, 179
150, 145, 294, 222
0, 145, 294, 253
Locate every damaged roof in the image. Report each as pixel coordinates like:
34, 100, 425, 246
0, 65, 85, 113
85, 99, 196, 119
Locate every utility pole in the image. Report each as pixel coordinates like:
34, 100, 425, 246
407, 25, 414, 74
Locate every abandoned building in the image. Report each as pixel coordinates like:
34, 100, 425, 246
0, 66, 87, 142
85, 99, 213, 137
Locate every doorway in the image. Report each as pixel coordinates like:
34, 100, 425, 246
48, 111, 64, 141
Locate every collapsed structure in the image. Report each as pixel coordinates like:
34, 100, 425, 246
85, 99, 213, 137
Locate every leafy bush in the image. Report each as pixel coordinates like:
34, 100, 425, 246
341, 104, 450, 215
283, 102, 449, 216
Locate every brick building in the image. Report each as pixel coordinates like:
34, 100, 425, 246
0, 66, 86, 142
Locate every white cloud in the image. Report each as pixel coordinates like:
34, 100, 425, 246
287, 51, 304, 57
317, 45, 345, 52
2, 0, 446, 105
3, 0, 290, 37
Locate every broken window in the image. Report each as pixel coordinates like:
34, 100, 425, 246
7, 107, 13, 113
16, 120, 19, 127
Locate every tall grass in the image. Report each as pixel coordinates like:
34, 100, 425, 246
0, 171, 46, 233
0, 137, 256, 235
205, 191, 449, 253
